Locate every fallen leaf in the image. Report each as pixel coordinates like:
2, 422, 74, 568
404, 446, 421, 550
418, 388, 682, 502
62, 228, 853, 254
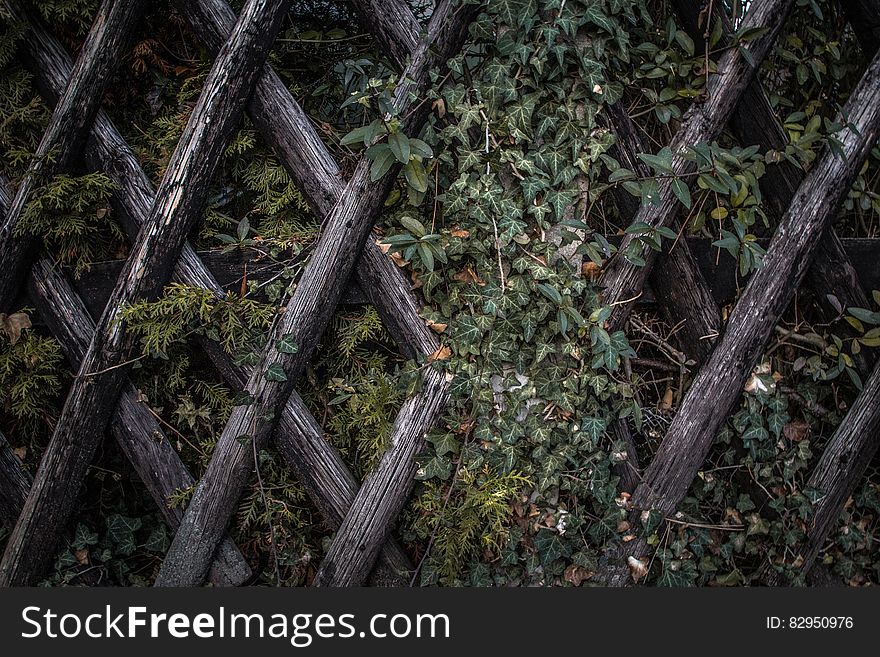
12, 446, 26, 460
564, 565, 593, 587
74, 549, 90, 566
783, 419, 810, 442
450, 227, 470, 238
390, 252, 409, 267
659, 387, 674, 411
452, 267, 485, 286
581, 261, 602, 279
426, 320, 447, 334
375, 239, 391, 255
627, 556, 649, 582
432, 98, 446, 118
0, 312, 31, 345
428, 345, 452, 362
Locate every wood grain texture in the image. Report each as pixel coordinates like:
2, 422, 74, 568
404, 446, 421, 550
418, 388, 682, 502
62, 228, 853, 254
765, 359, 880, 584
350, 0, 420, 69
0, 177, 250, 585
315, 367, 449, 586
176, 0, 437, 362
0, 0, 145, 311
156, 0, 475, 587
0, 0, 290, 586
598, 50, 880, 586
599, 0, 796, 332
603, 102, 722, 366
670, 0, 876, 378
18, 12, 413, 585
0, 431, 29, 533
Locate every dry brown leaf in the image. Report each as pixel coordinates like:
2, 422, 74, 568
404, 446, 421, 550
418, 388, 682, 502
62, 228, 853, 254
12, 446, 26, 460
450, 227, 470, 238
74, 549, 90, 566
428, 345, 452, 362
390, 252, 409, 267
0, 312, 31, 345
432, 98, 446, 118
375, 239, 391, 255
564, 564, 593, 587
627, 556, 649, 583
426, 320, 448, 334
452, 267, 485, 286
783, 419, 810, 443
581, 261, 602, 279
659, 387, 674, 411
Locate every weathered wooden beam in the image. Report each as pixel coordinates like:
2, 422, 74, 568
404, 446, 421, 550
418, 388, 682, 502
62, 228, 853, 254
45, 237, 880, 318
600, 0, 796, 332
156, 0, 474, 587
0, 177, 250, 585
0, 0, 145, 312
598, 49, 880, 586
0, 0, 290, 587
349, 0, 420, 70
670, 0, 876, 378
604, 102, 722, 366
766, 358, 880, 584
17, 11, 413, 585
0, 432, 29, 533
175, 0, 434, 362
29, 257, 253, 587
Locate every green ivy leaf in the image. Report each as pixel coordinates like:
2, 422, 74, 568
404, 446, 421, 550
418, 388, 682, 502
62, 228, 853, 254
276, 334, 299, 354
264, 363, 288, 382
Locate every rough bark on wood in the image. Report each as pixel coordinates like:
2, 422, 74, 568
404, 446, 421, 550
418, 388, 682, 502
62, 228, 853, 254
156, 0, 475, 587
766, 358, 880, 585
17, 13, 413, 585
597, 50, 880, 586
349, 0, 420, 71
0, 0, 290, 587
0, 0, 145, 311
49, 237, 880, 321
28, 258, 252, 587
670, 0, 876, 378
0, 178, 249, 585
175, 0, 436, 362
314, 367, 449, 586
599, 0, 795, 332
604, 102, 722, 366
0, 431, 29, 532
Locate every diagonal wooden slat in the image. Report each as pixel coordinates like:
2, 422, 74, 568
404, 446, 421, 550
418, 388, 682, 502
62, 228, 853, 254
603, 103, 723, 367
0, 0, 290, 586
0, 431, 28, 533
598, 49, 880, 586
14, 7, 411, 583
600, 0, 796, 332
670, 0, 876, 378
0, 0, 145, 312
156, 0, 476, 587
17, 0, 414, 584
0, 178, 251, 585
767, 358, 880, 583
175, 0, 438, 362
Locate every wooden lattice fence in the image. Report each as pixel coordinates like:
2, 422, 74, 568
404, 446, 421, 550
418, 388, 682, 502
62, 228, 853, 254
0, 0, 878, 587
